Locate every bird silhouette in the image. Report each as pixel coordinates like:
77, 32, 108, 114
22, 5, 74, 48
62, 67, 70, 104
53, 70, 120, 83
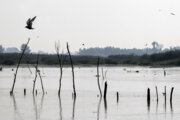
170, 13, 175, 16
25, 16, 36, 29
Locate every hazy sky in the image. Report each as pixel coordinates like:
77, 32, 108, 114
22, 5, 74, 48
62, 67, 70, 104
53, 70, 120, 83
0, 0, 180, 53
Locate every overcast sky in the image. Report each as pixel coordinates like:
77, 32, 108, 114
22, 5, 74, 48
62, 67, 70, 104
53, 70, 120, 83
0, 0, 180, 53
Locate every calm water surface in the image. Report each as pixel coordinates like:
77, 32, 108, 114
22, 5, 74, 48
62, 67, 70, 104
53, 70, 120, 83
0, 66, 180, 120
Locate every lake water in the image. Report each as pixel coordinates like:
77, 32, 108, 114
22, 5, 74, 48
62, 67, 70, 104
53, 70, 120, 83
1, 66, 180, 120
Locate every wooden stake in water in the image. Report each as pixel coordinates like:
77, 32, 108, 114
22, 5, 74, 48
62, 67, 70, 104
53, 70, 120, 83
116, 92, 119, 103
164, 86, 166, 103
170, 87, 174, 103
155, 86, 158, 102
24, 88, 26, 96
147, 88, 150, 107
103, 81, 107, 99
97, 57, 102, 97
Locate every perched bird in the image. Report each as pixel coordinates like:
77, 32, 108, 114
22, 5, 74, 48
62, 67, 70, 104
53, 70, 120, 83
25, 16, 36, 29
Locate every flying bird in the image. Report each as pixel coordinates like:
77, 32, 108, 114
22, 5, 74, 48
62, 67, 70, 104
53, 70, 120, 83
170, 13, 175, 16
25, 16, 36, 29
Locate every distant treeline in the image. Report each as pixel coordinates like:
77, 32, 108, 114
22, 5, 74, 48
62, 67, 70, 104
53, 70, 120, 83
1, 50, 180, 66
77, 46, 180, 56
78, 46, 165, 56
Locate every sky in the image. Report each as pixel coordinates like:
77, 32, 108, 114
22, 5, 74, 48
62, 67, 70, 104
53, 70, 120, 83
0, 0, 180, 53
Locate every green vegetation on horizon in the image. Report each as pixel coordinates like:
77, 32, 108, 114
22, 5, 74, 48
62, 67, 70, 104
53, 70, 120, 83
1, 50, 180, 66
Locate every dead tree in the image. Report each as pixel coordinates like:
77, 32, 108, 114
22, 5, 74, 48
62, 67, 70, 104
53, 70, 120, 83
10, 38, 30, 94
67, 43, 76, 97
33, 54, 39, 94
55, 42, 64, 96
97, 57, 102, 97
22, 53, 44, 94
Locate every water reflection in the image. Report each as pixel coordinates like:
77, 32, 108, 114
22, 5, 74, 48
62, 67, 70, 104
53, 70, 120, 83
170, 102, 173, 112
33, 94, 44, 120
156, 101, 158, 113
97, 97, 102, 120
104, 98, 107, 119
11, 94, 22, 120
72, 97, 76, 120
33, 95, 38, 120
170, 101, 174, 119
147, 99, 150, 112
164, 97, 166, 113
58, 96, 63, 120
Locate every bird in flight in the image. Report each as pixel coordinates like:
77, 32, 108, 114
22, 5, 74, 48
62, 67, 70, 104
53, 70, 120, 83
170, 13, 175, 16
25, 16, 36, 30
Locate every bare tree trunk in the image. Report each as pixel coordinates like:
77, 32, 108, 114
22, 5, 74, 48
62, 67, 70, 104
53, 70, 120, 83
97, 57, 102, 97
33, 54, 39, 94
67, 43, 76, 97
10, 38, 30, 94
55, 42, 63, 96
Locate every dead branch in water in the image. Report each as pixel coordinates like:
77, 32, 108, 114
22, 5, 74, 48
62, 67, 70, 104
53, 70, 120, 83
33, 54, 39, 94
10, 38, 30, 94
55, 41, 64, 96
97, 57, 102, 97
67, 43, 76, 97
38, 70, 45, 94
